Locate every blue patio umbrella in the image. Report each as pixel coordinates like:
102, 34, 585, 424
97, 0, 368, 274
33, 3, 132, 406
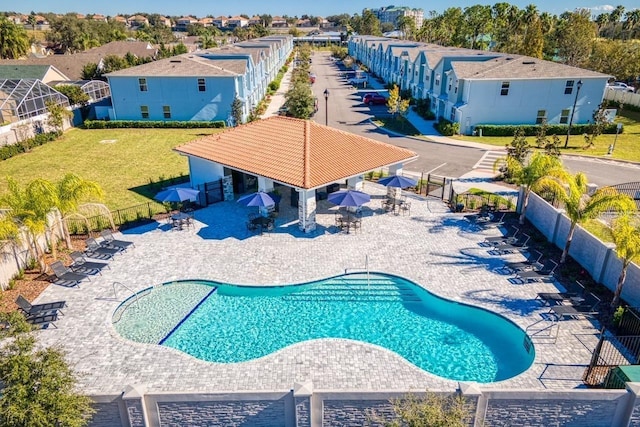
377, 175, 417, 188
154, 187, 200, 203
328, 189, 371, 207
237, 191, 275, 207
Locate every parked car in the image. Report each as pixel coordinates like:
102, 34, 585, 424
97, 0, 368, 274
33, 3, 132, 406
607, 82, 635, 92
309, 73, 316, 84
362, 93, 387, 105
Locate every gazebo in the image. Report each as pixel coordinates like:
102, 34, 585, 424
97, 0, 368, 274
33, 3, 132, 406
175, 116, 418, 232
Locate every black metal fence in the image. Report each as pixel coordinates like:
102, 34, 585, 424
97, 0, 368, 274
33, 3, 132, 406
449, 187, 518, 213
612, 181, 640, 210
415, 173, 447, 200
65, 202, 167, 236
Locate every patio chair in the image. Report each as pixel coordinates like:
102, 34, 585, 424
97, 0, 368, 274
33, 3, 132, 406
490, 234, 530, 255
50, 261, 89, 288
475, 212, 506, 229
100, 230, 135, 251
484, 226, 519, 245
399, 201, 411, 216
70, 251, 109, 275
513, 260, 558, 283
16, 295, 66, 316
537, 281, 586, 306
26, 312, 58, 328
85, 238, 120, 260
500, 250, 543, 273
549, 293, 601, 319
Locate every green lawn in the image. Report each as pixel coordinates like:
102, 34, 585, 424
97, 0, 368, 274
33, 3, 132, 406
0, 128, 221, 210
450, 110, 640, 162
373, 116, 422, 136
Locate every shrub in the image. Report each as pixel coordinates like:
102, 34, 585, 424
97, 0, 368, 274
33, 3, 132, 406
474, 123, 622, 137
435, 118, 459, 136
413, 99, 435, 120
0, 132, 59, 161
83, 120, 226, 129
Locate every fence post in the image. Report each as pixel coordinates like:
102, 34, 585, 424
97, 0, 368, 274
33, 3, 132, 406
117, 209, 123, 226
147, 203, 152, 219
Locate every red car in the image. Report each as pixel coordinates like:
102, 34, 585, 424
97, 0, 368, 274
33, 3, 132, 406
362, 93, 387, 106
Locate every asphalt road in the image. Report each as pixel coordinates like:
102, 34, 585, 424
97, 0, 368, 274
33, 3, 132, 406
310, 51, 639, 186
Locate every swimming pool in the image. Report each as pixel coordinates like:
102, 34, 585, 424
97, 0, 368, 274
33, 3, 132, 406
113, 273, 534, 383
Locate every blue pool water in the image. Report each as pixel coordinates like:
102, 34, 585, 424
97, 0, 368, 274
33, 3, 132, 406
113, 273, 534, 383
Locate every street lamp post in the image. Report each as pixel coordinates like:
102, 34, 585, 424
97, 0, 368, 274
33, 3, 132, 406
564, 80, 583, 148
323, 88, 329, 126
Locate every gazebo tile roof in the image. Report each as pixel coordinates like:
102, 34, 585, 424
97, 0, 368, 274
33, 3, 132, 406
175, 117, 417, 190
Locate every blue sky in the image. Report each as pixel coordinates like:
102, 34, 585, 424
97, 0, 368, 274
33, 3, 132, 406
10, 1, 636, 18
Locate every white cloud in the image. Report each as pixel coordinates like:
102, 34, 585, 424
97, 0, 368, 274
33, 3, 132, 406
587, 4, 615, 13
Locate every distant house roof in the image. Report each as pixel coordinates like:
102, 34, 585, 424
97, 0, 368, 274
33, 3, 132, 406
84, 41, 157, 59
106, 55, 247, 77
0, 64, 68, 81
175, 116, 417, 190
0, 56, 101, 81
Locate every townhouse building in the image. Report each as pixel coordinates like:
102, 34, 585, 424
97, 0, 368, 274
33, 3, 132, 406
105, 36, 293, 124
350, 36, 611, 135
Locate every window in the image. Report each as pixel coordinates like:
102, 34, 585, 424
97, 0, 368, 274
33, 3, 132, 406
500, 81, 510, 96
425, 75, 430, 82
435, 74, 440, 85
138, 78, 148, 92
140, 105, 149, 119
450, 109, 456, 122
448, 81, 452, 92
560, 109, 570, 124
536, 110, 546, 124
565, 80, 574, 95
197, 78, 206, 92
163, 105, 171, 119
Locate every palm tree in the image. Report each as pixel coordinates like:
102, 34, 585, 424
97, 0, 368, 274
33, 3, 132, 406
608, 214, 640, 308
0, 17, 30, 59
55, 173, 104, 248
535, 172, 636, 263
0, 178, 55, 272
494, 152, 564, 225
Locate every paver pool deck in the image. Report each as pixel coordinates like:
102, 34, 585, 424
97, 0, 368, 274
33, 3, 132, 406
35, 184, 600, 394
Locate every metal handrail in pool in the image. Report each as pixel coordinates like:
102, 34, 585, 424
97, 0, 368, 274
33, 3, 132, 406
113, 281, 140, 307
344, 255, 371, 288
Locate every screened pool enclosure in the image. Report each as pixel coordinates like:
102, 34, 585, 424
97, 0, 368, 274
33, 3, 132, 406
0, 79, 69, 124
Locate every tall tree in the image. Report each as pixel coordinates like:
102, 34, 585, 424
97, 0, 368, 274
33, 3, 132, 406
0, 16, 29, 59
0, 314, 95, 427
462, 5, 492, 49
608, 214, 640, 308
536, 173, 636, 263
357, 10, 382, 36
55, 173, 104, 249
555, 10, 596, 67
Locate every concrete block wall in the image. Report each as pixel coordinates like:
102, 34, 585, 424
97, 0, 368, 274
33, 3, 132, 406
83, 383, 640, 427
156, 400, 287, 426
87, 401, 126, 427
524, 192, 640, 307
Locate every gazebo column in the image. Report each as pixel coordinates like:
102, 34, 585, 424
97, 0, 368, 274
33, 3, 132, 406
257, 177, 275, 216
346, 176, 364, 191
298, 189, 317, 233
387, 164, 404, 200
257, 177, 274, 193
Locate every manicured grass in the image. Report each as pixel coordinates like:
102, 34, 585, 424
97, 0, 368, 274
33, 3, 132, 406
373, 116, 422, 136
451, 111, 640, 162
0, 128, 221, 210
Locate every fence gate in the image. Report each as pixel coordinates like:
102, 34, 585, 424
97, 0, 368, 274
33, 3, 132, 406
196, 179, 224, 206
417, 173, 447, 200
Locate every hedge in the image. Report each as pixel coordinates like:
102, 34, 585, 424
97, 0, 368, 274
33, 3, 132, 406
0, 132, 60, 161
83, 120, 226, 129
607, 101, 640, 113
473, 123, 623, 137
434, 118, 459, 136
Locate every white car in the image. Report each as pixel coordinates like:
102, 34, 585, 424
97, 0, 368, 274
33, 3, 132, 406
607, 82, 635, 92
348, 76, 369, 85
